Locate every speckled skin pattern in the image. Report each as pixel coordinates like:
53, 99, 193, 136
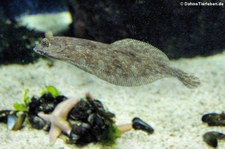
34, 36, 200, 88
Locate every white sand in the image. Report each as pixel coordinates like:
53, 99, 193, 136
17, 12, 72, 34
0, 51, 225, 149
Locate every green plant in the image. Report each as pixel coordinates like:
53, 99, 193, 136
41, 85, 60, 98
13, 89, 30, 112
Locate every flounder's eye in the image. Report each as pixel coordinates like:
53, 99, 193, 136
41, 38, 51, 47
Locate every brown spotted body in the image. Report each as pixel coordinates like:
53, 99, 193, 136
34, 34, 200, 88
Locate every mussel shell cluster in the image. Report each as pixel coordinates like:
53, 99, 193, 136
68, 95, 116, 145
202, 112, 225, 147
28, 93, 67, 130
0, 92, 117, 146
0, 92, 67, 131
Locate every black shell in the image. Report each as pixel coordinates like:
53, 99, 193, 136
202, 112, 225, 126
203, 131, 225, 148
0, 110, 26, 130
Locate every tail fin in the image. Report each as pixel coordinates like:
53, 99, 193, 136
172, 68, 200, 89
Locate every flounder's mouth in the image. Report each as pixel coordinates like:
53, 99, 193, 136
33, 45, 46, 56
33, 46, 60, 59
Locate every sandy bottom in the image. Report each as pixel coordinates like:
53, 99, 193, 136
0, 51, 225, 149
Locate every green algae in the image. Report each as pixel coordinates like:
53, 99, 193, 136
100, 124, 122, 146
41, 85, 60, 98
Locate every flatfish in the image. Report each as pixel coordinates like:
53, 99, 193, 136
33, 32, 200, 88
